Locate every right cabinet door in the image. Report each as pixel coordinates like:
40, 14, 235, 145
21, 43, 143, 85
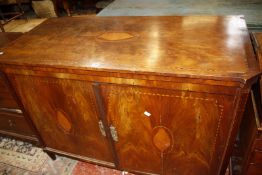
100, 84, 236, 175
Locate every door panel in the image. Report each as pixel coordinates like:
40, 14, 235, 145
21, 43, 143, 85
103, 85, 162, 174
9, 75, 114, 165
101, 85, 235, 175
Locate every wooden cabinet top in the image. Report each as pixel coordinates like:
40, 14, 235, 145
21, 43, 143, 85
0, 32, 22, 48
0, 16, 260, 82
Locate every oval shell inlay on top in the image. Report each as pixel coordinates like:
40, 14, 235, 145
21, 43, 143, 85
98, 32, 135, 41
56, 109, 72, 133
152, 126, 172, 153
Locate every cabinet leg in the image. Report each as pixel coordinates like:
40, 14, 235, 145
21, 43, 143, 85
46, 151, 56, 160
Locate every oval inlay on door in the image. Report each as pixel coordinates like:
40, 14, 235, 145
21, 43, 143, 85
152, 126, 173, 153
56, 109, 72, 133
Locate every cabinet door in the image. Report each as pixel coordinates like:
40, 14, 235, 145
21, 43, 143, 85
100, 85, 235, 175
9, 75, 114, 166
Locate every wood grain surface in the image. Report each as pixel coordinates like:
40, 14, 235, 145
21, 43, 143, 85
9, 75, 115, 166
100, 84, 236, 174
0, 16, 259, 82
0, 16, 261, 175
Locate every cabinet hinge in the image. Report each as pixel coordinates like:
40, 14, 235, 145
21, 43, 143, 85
98, 120, 106, 137
110, 125, 118, 142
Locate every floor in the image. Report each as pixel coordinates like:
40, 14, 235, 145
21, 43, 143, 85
98, 0, 262, 27
2, 18, 46, 33
2, 0, 262, 33
0, 136, 130, 175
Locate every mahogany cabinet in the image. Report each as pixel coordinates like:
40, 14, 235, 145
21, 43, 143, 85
0, 16, 260, 175
231, 32, 262, 175
0, 33, 39, 144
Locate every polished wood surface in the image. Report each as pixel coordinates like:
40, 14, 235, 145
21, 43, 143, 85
0, 111, 35, 137
0, 16, 260, 175
0, 32, 23, 48
0, 73, 20, 109
0, 33, 22, 111
252, 32, 262, 70
232, 91, 262, 175
9, 75, 115, 166
100, 84, 236, 174
231, 32, 262, 175
0, 16, 259, 82
252, 32, 262, 103
0, 32, 22, 109
0, 32, 39, 144
232, 94, 258, 175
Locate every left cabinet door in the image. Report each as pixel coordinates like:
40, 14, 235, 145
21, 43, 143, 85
8, 75, 115, 166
